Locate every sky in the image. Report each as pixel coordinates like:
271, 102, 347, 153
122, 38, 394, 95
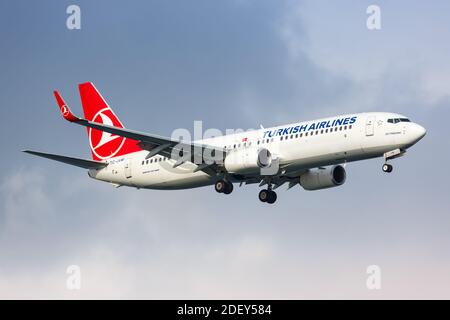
1, 0, 450, 299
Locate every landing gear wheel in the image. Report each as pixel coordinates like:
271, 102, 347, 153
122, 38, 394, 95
215, 180, 226, 193
215, 180, 233, 194
259, 189, 269, 202
223, 182, 233, 194
259, 189, 277, 204
382, 164, 393, 173
267, 190, 277, 204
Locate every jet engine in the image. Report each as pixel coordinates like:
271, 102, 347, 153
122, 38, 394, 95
299, 165, 346, 190
224, 148, 272, 174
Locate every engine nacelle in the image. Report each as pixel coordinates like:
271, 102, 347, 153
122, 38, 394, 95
299, 165, 346, 191
224, 148, 272, 174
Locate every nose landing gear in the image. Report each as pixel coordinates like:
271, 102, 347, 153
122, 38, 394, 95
382, 163, 393, 173
382, 149, 403, 173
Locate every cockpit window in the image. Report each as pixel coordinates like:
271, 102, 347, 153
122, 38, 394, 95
388, 118, 410, 124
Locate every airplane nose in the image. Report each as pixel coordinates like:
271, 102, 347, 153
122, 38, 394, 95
412, 124, 426, 142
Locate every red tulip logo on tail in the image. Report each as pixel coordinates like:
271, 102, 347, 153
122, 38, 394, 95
89, 108, 126, 160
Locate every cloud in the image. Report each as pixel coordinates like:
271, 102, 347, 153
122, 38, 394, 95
2, 165, 450, 299
276, 0, 450, 118
0, 168, 279, 299
0, 168, 52, 232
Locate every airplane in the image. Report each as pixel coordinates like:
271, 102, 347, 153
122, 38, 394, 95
23, 82, 426, 204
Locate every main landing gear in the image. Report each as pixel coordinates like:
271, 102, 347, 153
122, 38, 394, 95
382, 163, 393, 173
259, 189, 277, 204
215, 179, 233, 194
258, 179, 277, 204
215, 178, 277, 204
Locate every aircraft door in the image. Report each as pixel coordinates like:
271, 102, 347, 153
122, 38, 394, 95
365, 116, 375, 136
124, 158, 132, 179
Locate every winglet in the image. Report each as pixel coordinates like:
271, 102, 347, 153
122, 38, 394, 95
53, 91, 80, 122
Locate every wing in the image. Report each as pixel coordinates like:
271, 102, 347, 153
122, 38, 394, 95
54, 91, 224, 175
23, 150, 108, 169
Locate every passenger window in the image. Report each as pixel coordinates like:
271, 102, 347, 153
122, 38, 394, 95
295, 134, 298, 138
300, 133, 303, 137
339, 126, 343, 131
349, 125, 352, 129
306, 132, 308, 136
320, 130, 324, 134
344, 126, 347, 130
280, 136, 283, 141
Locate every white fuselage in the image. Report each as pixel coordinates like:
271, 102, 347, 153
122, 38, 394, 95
88, 112, 426, 189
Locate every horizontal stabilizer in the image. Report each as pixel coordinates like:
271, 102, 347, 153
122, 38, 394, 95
22, 150, 108, 169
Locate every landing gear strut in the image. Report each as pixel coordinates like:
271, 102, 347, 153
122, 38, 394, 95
382, 163, 393, 173
258, 189, 277, 204
215, 180, 233, 194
